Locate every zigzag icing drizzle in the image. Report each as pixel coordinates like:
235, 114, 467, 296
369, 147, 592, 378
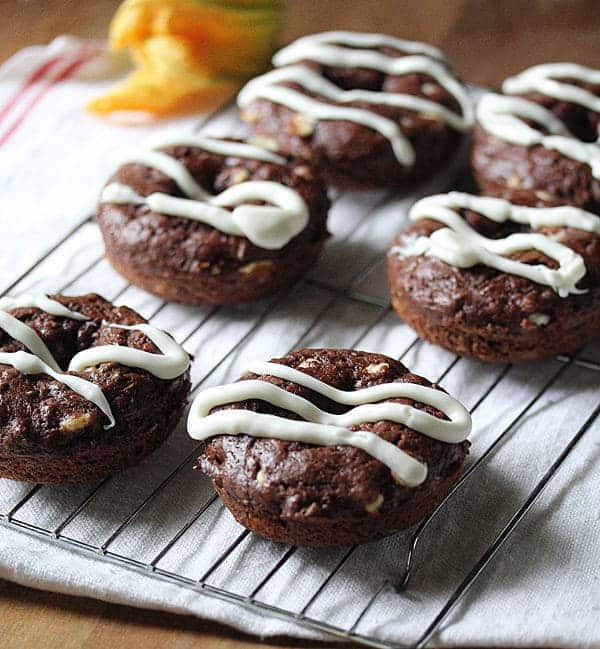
188, 360, 472, 488
477, 63, 600, 177
101, 136, 309, 250
393, 192, 600, 297
0, 296, 189, 429
237, 31, 473, 167
503, 63, 600, 112
144, 133, 287, 165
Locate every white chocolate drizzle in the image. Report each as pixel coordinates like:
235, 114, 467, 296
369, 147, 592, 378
395, 192, 600, 297
101, 137, 309, 250
0, 296, 190, 429
188, 360, 472, 488
69, 323, 190, 380
503, 63, 600, 113
143, 133, 287, 165
237, 31, 473, 167
477, 94, 600, 178
476, 63, 600, 177
274, 31, 449, 63
0, 295, 88, 321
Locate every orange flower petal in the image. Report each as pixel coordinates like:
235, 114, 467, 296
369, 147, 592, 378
87, 69, 240, 117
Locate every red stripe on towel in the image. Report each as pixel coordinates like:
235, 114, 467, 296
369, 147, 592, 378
0, 56, 64, 124
0, 54, 93, 148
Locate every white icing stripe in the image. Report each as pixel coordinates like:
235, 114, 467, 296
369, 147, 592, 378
0, 350, 116, 429
503, 63, 600, 113
238, 31, 473, 168
0, 295, 87, 321
241, 82, 416, 165
398, 192, 600, 297
425, 193, 600, 232
0, 310, 62, 371
102, 180, 309, 250
274, 31, 448, 63
191, 410, 428, 487
187, 360, 472, 488
144, 133, 287, 165
105, 140, 309, 250
476, 93, 600, 178
102, 182, 145, 205
241, 66, 471, 132
68, 323, 190, 380
477, 94, 572, 138
191, 373, 470, 443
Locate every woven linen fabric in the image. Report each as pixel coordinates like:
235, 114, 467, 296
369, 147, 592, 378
0, 37, 599, 647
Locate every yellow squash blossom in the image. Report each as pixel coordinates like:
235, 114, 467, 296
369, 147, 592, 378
88, 0, 282, 119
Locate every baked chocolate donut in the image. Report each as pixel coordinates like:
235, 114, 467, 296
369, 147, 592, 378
96, 135, 330, 305
188, 348, 471, 547
472, 63, 600, 213
0, 293, 190, 484
237, 31, 473, 189
388, 192, 600, 363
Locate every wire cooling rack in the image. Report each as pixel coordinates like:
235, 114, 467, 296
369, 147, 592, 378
1, 106, 599, 649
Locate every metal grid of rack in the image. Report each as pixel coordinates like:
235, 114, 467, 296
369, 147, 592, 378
1, 107, 599, 649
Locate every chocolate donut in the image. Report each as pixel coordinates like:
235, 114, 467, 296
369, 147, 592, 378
96, 135, 330, 305
238, 31, 473, 189
188, 348, 471, 547
472, 63, 600, 213
0, 293, 190, 484
388, 192, 600, 363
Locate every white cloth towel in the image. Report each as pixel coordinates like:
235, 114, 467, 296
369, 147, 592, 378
0, 37, 599, 648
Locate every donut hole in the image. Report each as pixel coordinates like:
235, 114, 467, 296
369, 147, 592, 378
322, 63, 384, 92
233, 350, 450, 426
521, 77, 600, 142
462, 208, 520, 239
299, 47, 464, 120
295, 43, 464, 119
460, 209, 562, 270
384, 72, 462, 116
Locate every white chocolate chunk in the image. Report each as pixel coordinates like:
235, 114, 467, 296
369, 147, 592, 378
365, 493, 384, 514
529, 313, 551, 326
365, 362, 389, 375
